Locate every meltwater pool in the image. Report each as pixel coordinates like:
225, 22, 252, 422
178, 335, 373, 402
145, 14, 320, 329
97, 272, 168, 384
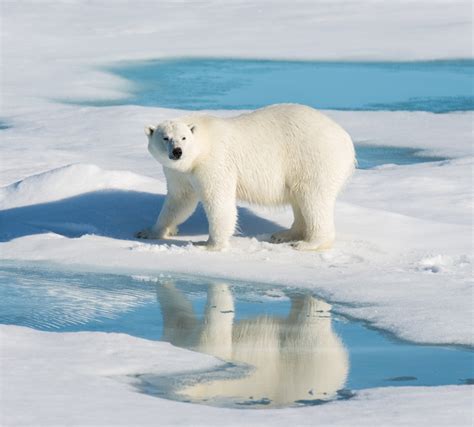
88, 58, 474, 113
1, 263, 472, 409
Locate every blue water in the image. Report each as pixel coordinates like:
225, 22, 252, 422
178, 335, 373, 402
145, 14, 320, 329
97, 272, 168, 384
355, 145, 445, 169
90, 58, 474, 113
0, 263, 472, 408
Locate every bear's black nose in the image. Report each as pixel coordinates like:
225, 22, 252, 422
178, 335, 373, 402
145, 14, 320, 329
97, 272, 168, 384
171, 147, 182, 160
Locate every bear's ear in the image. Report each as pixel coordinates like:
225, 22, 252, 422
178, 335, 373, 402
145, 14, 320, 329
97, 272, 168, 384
145, 125, 156, 137
189, 124, 196, 134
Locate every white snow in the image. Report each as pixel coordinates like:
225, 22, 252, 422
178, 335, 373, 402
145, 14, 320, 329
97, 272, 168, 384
0, 163, 159, 209
1, 0, 472, 426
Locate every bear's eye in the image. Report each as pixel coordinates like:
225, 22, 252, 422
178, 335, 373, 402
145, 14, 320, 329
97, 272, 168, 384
182, 137, 186, 141
163, 137, 169, 141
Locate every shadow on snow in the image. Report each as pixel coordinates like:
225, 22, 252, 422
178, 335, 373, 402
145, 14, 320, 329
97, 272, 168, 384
0, 190, 281, 244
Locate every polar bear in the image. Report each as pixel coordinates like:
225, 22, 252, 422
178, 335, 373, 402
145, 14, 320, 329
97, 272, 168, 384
137, 104, 355, 250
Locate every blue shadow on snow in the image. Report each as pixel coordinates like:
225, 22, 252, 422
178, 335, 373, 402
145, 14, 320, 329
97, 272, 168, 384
0, 190, 281, 243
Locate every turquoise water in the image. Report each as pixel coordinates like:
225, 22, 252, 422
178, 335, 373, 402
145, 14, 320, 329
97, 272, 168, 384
1, 264, 472, 408
0, 120, 10, 130
92, 58, 474, 113
355, 145, 445, 169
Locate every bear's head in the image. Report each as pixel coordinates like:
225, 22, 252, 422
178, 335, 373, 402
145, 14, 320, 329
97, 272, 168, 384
145, 120, 199, 172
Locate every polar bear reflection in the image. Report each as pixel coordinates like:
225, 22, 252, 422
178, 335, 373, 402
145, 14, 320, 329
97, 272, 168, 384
157, 282, 349, 407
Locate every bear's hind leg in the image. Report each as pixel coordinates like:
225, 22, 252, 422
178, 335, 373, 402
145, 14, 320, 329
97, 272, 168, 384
291, 191, 336, 251
271, 202, 305, 243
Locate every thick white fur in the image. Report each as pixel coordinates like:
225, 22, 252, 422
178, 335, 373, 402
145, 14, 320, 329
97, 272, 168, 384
137, 104, 355, 250
157, 281, 349, 405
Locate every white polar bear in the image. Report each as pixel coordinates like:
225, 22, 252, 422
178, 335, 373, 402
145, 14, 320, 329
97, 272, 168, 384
137, 104, 355, 250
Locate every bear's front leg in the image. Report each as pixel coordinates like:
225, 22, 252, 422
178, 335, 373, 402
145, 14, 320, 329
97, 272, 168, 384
136, 190, 198, 240
199, 184, 237, 251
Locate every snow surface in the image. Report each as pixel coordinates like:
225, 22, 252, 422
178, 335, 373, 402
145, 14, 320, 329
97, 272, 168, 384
1, 1, 473, 426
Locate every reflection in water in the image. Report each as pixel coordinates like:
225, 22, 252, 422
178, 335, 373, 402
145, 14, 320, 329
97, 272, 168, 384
157, 282, 349, 407
1, 264, 472, 408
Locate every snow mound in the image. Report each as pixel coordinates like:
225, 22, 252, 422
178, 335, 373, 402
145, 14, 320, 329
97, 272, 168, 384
415, 254, 472, 274
0, 163, 159, 210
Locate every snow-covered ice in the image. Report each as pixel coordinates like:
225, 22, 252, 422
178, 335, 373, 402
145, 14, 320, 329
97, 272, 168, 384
1, 0, 473, 425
